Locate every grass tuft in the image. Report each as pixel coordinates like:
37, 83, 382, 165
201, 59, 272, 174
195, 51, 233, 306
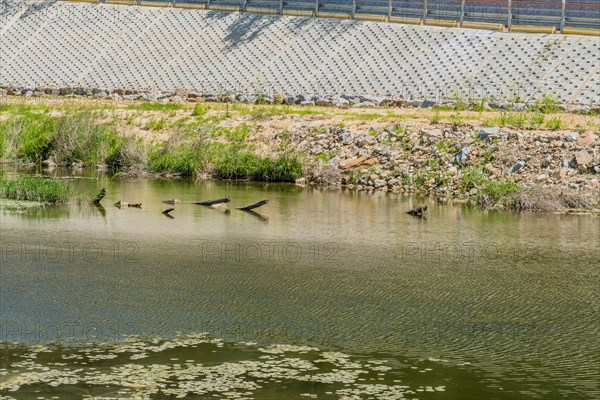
192, 103, 209, 116
476, 180, 520, 207
545, 117, 563, 130
0, 176, 71, 204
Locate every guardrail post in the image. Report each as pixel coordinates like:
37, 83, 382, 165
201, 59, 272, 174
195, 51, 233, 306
352, 0, 356, 18
388, 0, 392, 21
279, 0, 283, 14
460, 0, 465, 27
315, 0, 318, 14
507, 0, 512, 31
560, 0, 566, 31
423, 0, 428, 24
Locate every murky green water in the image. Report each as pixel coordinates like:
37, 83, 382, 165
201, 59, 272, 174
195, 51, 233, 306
0, 169, 599, 399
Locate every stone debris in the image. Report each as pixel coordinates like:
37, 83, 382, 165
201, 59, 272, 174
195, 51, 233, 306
293, 123, 598, 205
575, 150, 593, 166
479, 126, 500, 141
507, 160, 526, 175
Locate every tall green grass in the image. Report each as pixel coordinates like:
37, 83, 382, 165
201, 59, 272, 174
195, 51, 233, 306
148, 139, 302, 181
0, 176, 71, 204
0, 110, 121, 164
213, 151, 302, 182
1, 107, 302, 181
52, 112, 121, 165
149, 146, 200, 176
0, 113, 55, 161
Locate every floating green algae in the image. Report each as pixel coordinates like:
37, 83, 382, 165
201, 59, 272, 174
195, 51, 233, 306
0, 334, 450, 399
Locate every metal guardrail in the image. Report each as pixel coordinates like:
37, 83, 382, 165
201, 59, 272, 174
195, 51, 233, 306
92, 0, 600, 31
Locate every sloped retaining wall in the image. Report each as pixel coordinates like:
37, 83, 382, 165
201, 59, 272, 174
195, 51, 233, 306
1, 2, 599, 105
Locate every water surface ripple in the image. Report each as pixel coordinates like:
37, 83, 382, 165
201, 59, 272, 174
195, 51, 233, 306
0, 172, 598, 399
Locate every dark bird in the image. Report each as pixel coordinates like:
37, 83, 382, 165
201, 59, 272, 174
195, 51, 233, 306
92, 188, 106, 205
406, 205, 427, 217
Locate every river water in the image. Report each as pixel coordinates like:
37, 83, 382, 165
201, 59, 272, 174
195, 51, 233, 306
0, 169, 598, 399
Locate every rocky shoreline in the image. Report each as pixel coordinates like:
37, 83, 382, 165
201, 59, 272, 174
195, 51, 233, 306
298, 124, 599, 186
1, 95, 599, 212
35, 121, 598, 212
2, 85, 599, 114
291, 123, 600, 211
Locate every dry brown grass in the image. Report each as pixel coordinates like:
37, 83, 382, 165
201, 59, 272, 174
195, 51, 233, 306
506, 188, 600, 211
304, 162, 342, 185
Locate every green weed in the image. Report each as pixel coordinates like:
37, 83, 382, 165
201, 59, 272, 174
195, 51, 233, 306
144, 117, 166, 131
545, 117, 563, 130
192, 103, 209, 116
128, 102, 183, 112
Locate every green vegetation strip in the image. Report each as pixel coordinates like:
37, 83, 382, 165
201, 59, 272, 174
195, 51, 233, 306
0, 106, 303, 181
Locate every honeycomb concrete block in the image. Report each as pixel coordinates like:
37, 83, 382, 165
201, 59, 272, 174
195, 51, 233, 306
0, 1, 598, 104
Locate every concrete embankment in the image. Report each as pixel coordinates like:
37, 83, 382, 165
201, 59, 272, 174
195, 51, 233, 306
1, 1, 599, 105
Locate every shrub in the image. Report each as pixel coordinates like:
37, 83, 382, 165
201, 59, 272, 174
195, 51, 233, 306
482, 117, 495, 127
534, 93, 562, 114
268, 154, 303, 182
509, 112, 527, 128
497, 112, 526, 128
105, 136, 147, 172
449, 112, 464, 126
0, 118, 25, 159
471, 99, 487, 112
451, 90, 467, 111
